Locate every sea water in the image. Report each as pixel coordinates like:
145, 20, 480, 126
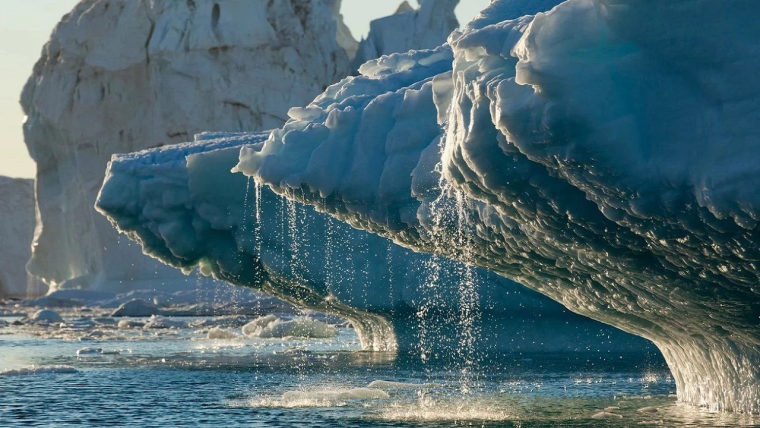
1, 313, 758, 427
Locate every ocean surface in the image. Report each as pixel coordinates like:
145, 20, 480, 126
1, 312, 758, 427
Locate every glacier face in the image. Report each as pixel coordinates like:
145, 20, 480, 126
97, 132, 651, 355
21, 0, 352, 292
236, 0, 760, 414
0, 177, 45, 299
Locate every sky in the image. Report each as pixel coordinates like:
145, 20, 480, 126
0, 0, 490, 179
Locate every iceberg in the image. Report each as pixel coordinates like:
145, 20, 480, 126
232, 0, 760, 414
0, 176, 44, 298
96, 0, 760, 414
21, 0, 353, 292
97, 131, 649, 354
353, 0, 459, 70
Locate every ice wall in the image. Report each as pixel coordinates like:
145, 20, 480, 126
0, 177, 45, 299
21, 0, 353, 292
97, 132, 651, 355
353, 0, 459, 70
236, 0, 760, 414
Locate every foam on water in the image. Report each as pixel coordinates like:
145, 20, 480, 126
240, 388, 390, 409
367, 380, 439, 390
374, 397, 516, 423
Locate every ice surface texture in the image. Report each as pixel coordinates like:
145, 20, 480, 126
97, 131, 648, 354
236, 0, 760, 414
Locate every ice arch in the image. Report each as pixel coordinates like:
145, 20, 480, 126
235, 0, 760, 414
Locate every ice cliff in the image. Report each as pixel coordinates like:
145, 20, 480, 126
96, 131, 650, 356
231, 0, 760, 414
0, 177, 44, 299
21, 0, 353, 292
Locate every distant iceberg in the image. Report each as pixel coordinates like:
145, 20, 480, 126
0, 176, 43, 298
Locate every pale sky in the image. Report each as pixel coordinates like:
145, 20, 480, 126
0, 0, 490, 179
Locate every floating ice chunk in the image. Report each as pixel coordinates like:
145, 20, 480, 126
143, 316, 186, 329
191, 316, 251, 329
77, 347, 103, 356
30, 309, 63, 324
80, 330, 109, 340
0, 365, 78, 376
65, 318, 97, 329
591, 411, 623, 419
207, 328, 239, 340
117, 320, 145, 329
254, 317, 337, 339
111, 299, 162, 317
241, 315, 278, 336
242, 316, 337, 339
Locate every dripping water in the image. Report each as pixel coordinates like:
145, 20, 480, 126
454, 188, 481, 393
324, 212, 335, 292
254, 180, 263, 257
286, 199, 305, 283
417, 138, 483, 393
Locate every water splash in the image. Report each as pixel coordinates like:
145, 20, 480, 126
416, 145, 484, 392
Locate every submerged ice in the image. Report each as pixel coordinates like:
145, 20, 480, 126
96, 0, 760, 415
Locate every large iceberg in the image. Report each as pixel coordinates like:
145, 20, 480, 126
96, 0, 760, 414
21, 0, 353, 292
0, 177, 45, 299
97, 131, 650, 355
231, 0, 760, 413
